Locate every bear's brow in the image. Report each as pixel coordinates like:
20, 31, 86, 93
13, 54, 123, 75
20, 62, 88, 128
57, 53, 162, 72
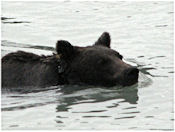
83, 46, 123, 58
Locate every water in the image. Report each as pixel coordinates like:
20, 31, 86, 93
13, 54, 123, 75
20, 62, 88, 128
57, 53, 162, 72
1, 1, 174, 130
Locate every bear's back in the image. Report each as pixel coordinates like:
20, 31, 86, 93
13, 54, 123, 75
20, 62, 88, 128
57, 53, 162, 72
2, 51, 41, 63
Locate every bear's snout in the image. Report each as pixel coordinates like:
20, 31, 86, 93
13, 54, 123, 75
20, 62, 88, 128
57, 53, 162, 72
120, 67, 139, 86
124, 67, 139, 78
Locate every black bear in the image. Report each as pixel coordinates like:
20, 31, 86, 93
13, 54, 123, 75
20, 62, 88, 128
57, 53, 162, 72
2, 32, 139, 88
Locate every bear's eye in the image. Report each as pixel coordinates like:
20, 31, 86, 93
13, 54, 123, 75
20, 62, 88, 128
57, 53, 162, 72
115, 53, 123, 60
97, 58, 108, 65
118, 54, 123, 60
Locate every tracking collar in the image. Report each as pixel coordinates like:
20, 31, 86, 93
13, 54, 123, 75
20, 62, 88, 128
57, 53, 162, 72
55, 54, 65, 74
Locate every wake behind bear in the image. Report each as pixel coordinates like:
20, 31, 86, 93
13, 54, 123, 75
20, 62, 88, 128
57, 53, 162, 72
2, 32, 139, 88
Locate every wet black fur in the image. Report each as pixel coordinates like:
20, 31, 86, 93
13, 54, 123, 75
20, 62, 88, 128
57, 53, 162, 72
2, 32, 138, 88
2, 51, 67, 87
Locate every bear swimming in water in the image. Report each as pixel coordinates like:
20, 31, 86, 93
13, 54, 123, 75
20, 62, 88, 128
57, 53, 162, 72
2, 32, 139, 88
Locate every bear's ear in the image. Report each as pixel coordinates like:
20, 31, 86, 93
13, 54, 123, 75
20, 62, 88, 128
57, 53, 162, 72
94, 32, 111, 48
56, 40, 74, 59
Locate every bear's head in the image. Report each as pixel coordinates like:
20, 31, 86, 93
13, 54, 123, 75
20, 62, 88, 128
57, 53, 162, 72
56, 32, 139, 87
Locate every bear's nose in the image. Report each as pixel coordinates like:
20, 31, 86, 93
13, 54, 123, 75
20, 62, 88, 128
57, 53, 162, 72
125, 67, 139, 77
122, 67, 139, 85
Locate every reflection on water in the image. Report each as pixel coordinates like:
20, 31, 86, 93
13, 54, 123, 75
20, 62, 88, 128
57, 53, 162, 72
56, 85, 138, 113
2, 82, 139, 111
